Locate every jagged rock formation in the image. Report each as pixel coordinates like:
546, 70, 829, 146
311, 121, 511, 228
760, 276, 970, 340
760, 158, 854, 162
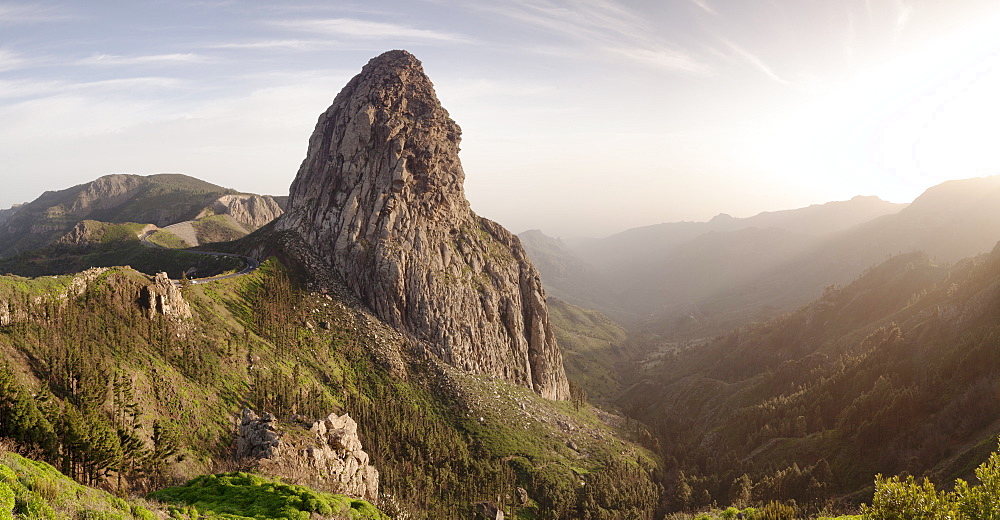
141, 272, 191, 319
236, 410, 379, 501
276, 50, 570, 400
199, 194, 284, 231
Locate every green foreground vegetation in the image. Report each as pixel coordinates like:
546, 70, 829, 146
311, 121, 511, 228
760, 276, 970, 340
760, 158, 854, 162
0, 450, 154, 520
150, 472, 387, 520
0, 449, 384, 520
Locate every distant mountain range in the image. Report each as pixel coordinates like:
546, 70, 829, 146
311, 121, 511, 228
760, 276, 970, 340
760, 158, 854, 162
522, 177, 1000, 338
0, 173, 286, 258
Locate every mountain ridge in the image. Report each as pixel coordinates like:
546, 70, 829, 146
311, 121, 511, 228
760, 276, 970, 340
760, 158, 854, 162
0, 173, 284, 258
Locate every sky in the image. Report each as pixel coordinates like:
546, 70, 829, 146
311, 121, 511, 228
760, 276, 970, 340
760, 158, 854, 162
2, 0, 1000, 238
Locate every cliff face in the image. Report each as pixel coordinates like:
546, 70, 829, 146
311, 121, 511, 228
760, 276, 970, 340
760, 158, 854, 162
200, 194, 284, 231
277, 50, 570, 400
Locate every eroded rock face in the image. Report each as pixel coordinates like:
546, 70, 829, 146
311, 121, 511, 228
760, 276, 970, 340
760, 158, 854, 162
142, 272, 191, 319
276, 50, 570, 400
201, 194, 284, 231
236, 410, 379, 501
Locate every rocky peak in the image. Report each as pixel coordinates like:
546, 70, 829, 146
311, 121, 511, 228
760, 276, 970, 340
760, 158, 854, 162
277, 50, 570, 400
67, 174, 146, 218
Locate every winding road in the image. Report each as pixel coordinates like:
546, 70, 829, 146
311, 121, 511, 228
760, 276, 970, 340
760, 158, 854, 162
139, 230, 260, 285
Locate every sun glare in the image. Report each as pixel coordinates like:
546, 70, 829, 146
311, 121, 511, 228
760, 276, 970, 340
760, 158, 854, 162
752, 8, 1000, 202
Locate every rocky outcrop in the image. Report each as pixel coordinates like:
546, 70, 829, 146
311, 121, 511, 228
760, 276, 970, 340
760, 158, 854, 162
65, 174, 147, 218
276, 50, 570, 400
236, 410, 379, 501
141, 272, 191, 319
200, 194, 284, 231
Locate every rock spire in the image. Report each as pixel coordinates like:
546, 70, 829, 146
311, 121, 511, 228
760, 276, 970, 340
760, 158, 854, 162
277, 50, 570, 400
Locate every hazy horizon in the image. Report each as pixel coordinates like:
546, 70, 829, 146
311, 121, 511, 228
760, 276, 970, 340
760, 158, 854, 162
3, 0, 999, 237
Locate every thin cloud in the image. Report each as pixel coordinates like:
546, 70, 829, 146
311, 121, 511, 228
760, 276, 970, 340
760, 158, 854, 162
476, 0, 711, 75
77, 53, 211, 66
0, 3, 71, 24
688, 0, 718, 16
0, 77, 186, 100
722, 40, 789, 85
275, 18, 470, 43
0, 49, 24, 72
612, 47, 713, 75
212, 39, 333, 51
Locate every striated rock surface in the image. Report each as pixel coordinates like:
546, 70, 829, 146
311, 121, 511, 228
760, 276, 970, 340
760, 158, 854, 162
276, 50, 570, 400
142, 272, 191, 319
200, 194, 284, 231
236, 409, 379, 501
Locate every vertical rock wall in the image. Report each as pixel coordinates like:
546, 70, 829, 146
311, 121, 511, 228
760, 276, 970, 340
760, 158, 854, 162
277, 50, 569, 400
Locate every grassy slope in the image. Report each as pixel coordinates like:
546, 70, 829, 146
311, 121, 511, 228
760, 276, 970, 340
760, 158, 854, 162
0, 450, 155, 520
0, 450, 385, 520
191, 215, 247, 245
149, 473, 386, 520
147, 230, 191, 249
547, 297, 629, 403
0, 259, 661, 519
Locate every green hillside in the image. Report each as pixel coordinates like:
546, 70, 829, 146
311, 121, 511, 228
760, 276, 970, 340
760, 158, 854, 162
150, 472, 387, 520
0, 449, 387, 520
0, 257, 661, 518
624, 245, 1000, 515
0, 450, 155, 520
548, 297, 630, 403
0, 174, 239, 258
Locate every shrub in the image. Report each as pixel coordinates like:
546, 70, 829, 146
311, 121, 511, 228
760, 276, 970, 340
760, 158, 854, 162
0, 483, 14, 520
721, 507, 740, 520
760, 501, 795, 520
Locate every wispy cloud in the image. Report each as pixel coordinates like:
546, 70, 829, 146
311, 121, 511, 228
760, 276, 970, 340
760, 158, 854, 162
275, 18, 470, 43
0, 77, 186, 100
722, 40, 789, 84
475, 0, 711, 75
77, 53, 211, 66
894, 0, 913, 40
612, 47, 712, 75
212, 39, 333, 51
688, 0, 718, 16
0, 3, 71, 24
0, 49, 24, 72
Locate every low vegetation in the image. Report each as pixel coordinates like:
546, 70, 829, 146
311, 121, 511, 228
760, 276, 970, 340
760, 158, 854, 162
191, 215, 247, 245
149, 472, 387, 520
0, 450, 155, 520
